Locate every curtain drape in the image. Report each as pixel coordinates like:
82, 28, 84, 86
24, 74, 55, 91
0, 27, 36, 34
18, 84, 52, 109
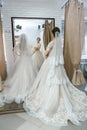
0, 11, 7, 81
64, 4, 74, 81
43, 20, 54, 50
64, 0, 85, 86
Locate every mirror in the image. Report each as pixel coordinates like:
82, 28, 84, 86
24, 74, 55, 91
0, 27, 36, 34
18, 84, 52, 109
11, 17, 55, 50
0, 17, 55, 114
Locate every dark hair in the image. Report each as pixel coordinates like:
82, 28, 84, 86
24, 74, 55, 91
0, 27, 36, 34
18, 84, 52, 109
52, 27, 60, 37
37, 37, 41, 41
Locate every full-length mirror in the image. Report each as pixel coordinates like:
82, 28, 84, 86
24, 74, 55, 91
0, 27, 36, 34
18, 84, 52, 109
0, 17, 55, 114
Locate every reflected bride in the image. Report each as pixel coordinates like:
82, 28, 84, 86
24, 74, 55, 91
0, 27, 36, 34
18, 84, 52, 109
32, 37, 44, 71
0, 33, 37, 104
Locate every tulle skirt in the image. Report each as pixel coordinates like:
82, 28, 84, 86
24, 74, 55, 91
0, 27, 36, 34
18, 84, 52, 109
1, 54, 37, 104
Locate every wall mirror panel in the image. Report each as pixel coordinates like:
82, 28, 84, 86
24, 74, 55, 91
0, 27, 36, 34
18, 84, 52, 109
12, 17, 55, 51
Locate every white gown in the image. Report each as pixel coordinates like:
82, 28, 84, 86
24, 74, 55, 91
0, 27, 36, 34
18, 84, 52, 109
32, 43, 44, 71
23, 35, 87, 126
0, 34, 37, 105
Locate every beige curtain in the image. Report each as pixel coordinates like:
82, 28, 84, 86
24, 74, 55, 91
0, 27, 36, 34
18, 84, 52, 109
43, 20, 54, 50
0, 12, 7, 81
64, 4, 74, 81
64, 0, 85, 86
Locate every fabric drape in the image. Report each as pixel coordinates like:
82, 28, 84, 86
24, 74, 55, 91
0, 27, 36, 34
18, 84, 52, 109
64, 4, 74, 81
43, 20, 54, 50
64, 0, 85, 86
0, 12, 7, 80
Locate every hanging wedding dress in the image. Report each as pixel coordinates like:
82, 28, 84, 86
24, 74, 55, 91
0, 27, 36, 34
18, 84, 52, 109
0, 34, 37, 105
23, 33, 87, 126
32, 42, 44, 71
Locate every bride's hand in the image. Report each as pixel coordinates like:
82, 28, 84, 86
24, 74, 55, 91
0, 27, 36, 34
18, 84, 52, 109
34, 47, 39, 51
44, 50, 49, 58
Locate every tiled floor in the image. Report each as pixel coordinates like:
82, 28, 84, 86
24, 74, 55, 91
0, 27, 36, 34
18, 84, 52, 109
0, 112, 87, 130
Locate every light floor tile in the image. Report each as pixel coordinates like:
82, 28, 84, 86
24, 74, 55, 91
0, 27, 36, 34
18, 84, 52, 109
0, 114, 25, 130
27, 115, 43, 127
81, 120, 87, 130
17, 120, 39, 130
41, 126, 61, 130
37, 128, 45, 130
40, 122, 61, 130
60, 122, 82, 130
16, 112, 43, 127
16, 112, 29, 120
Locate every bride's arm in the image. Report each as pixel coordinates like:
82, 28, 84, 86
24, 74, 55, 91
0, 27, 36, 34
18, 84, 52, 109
44, 41, 53, 58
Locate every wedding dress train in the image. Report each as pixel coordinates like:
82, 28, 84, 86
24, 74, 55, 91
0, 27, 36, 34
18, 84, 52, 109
23, 35, 87, 126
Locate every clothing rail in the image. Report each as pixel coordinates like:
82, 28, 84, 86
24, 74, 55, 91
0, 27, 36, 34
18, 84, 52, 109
61, 0, 70, 9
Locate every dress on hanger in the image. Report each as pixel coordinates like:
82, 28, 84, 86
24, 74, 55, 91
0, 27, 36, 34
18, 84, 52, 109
23, 34, 87, 126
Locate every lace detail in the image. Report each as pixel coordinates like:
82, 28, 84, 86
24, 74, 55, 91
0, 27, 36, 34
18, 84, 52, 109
24, 84, 87, 126
46, 57, 65, 86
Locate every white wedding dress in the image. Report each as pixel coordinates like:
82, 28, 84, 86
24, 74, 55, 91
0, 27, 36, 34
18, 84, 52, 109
32, 42, 44, 71
0, 34, 37, 105
23, 34, 87, 126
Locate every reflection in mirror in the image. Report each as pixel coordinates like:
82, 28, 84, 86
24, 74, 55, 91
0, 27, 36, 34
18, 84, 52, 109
11, 17, 55, 55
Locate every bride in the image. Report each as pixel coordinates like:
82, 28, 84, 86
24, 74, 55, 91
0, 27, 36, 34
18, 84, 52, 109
23, 27, 87, 126
0, 33, 37, 104
32, 37, 44, 71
